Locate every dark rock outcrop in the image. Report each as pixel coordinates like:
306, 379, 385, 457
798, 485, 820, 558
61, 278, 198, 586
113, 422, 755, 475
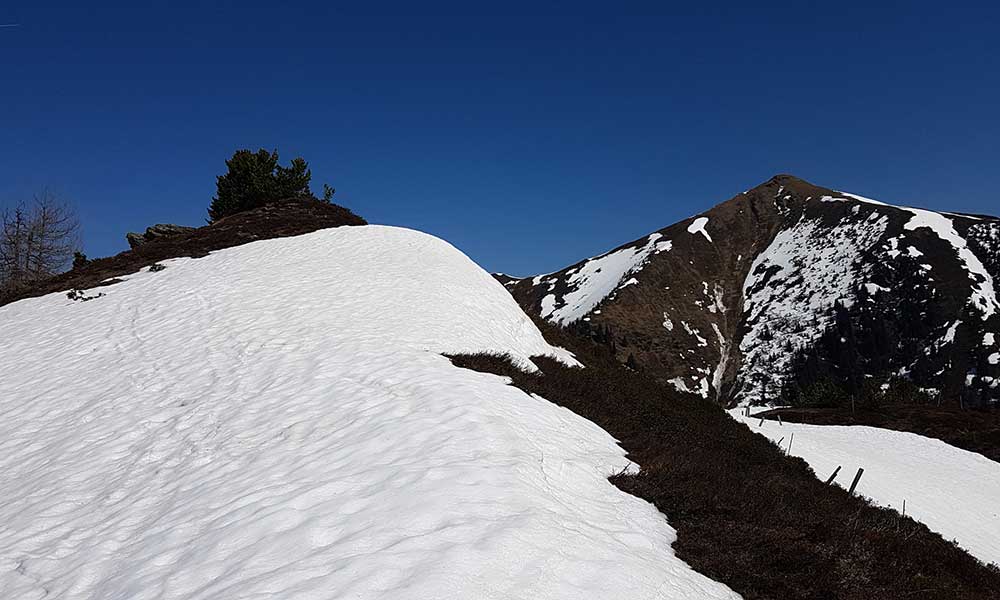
126, 224, 196, 249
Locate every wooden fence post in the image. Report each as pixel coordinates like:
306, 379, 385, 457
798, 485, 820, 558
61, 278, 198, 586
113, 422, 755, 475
825, 465, 842, 484
848, 467, 865, 495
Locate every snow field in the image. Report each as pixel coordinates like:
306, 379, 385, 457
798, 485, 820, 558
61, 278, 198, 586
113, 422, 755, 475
0, 226, 738, 600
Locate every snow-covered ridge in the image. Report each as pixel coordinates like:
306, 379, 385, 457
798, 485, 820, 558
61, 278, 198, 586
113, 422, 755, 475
0, 226, 738, 600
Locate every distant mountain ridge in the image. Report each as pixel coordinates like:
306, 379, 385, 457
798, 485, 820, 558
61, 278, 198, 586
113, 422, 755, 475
501, 175, 1000, 406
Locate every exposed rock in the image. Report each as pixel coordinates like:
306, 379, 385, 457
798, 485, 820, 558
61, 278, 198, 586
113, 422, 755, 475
126, 223, 197, 249
125, 232, 144, 248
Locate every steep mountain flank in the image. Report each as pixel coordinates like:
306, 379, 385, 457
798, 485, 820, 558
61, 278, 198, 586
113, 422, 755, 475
503, 175, 1000, 407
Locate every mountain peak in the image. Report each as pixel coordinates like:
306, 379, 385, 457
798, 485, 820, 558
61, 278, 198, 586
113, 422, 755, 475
752, 173, 833, 197
506, 175, 1000, 408
765, 173, 807, 184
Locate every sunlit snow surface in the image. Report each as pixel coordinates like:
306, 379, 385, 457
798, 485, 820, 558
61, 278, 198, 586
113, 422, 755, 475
736, 209, 889, 405
731, 410, 1000, 565
538, 233, 672, 326
686, 217, 713, 242
0, 226, 739, 600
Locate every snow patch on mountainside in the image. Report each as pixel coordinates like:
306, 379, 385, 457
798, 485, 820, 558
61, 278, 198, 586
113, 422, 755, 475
730, 411, 1000, 566
736, 211, 889, 404
842, 193, 998, 319
538, 233, 672, 325
0, 226, 739, 600
687, 217, 713, 242
710, 323, 730, 397
669, 376, 709, 399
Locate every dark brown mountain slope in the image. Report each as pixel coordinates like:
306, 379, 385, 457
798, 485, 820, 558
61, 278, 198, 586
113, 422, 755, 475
503, 175, 1000, 408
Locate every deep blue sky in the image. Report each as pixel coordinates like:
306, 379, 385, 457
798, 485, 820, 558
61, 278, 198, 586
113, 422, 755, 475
2, 2, 998, 276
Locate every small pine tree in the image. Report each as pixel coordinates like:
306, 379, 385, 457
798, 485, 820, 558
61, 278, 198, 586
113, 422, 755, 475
208, 149, 313, 222
322, 184, 335, 203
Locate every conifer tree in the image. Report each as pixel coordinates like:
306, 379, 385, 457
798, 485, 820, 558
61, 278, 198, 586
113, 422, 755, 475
208, 149, 312, 221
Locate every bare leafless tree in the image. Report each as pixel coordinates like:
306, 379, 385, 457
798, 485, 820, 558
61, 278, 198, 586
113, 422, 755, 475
0, 190, 80, 290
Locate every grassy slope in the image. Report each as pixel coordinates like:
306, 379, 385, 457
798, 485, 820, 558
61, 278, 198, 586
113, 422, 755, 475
449, 323, 1000, 600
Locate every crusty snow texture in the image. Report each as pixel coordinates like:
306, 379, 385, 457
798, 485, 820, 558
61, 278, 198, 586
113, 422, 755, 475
731, 411, 1000, 566
0, 226, 739, 600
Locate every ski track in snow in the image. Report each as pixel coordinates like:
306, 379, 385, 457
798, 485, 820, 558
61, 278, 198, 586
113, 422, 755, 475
0, 226, 739, 600
731, 411, 1000, 566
